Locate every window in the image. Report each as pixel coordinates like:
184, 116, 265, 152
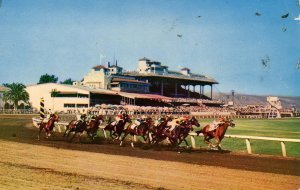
77, 104, 88, 108
64, 104, 75, 108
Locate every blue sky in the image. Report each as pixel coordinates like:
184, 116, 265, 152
0, 0, 299, 96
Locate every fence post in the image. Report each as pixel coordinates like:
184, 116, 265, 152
190, 136, 196, 149
280, 141, 287, 157
246, 139, 252, 154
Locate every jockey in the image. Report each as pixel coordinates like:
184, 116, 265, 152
115, 114, 124, 122
110, 114, 124, 127
43, 109, 53, 123
211, 117, 226, 130
167, 115, 190, 132
213, 116, 226, 125
74, 113, 88, 126
154, 118, 162, 127
130, 115, 146, 130
167, 117, 179, 132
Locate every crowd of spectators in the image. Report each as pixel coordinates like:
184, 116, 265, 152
85, 103, 296, 117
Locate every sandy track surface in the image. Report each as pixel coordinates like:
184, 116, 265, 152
0, 140, 300, 190
0, 115, 300, 189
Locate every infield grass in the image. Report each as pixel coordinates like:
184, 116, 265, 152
188, 118, 300, 157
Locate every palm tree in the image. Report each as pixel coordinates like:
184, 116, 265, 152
2, 83, 29, 110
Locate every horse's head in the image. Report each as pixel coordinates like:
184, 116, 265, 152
52, 114, 59, 122
190, 116, 200, 127
146, 117, 153, 123
96, 115, 104, 122
166, 115, 173, 122
124, 114, 131, 123
226, 119, 235, 128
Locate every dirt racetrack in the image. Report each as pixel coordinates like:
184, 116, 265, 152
0, 115, 299, 190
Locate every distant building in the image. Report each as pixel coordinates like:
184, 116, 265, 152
73, 60, 150, 93
0, 86, 9, 109
137, 57, 168, 74
26, 83, 169, 112
73, 57, 218, 99
26, 83, 120, 112
125, 57, 218, 99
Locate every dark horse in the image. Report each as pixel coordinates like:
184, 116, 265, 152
151, 116, 173, 144
196, 119, 235, 149
64, 115, 104, 142
104, 114, 131, 140
86, 115, 105, 141
174, 116, 200, 147
38, 114, 60, 140
120, 117, 154, 147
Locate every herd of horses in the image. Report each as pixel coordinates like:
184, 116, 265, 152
37, 113, 235, 150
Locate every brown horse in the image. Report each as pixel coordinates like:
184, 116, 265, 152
104, 114, 131, 140
67, 115, 104, 142
120, 117, 154, 147
151, 116, 173, 144
86, 115, 105, 141
63, 117, 87, 139
38, 114, 60, 140
174, 116, 200, 147
196, 119, 235, 149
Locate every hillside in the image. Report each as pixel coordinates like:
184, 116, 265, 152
214, 93, 300, 109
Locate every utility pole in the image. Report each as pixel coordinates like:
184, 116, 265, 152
231, 90, 235, 107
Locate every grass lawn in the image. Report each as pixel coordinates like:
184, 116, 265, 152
188, 118, 300, 157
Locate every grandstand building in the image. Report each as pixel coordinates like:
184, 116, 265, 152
74, 57, 218, 100
124, 57, 218, 99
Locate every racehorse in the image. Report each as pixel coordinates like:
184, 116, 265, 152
64, 115, 104, 143
63, 117, 87, 139
120, 117, 154, 147
151, 116, 173, 144
196, 119, 235, 149
174, 116, 200, 147
104, 113, 131, 140
38, 114, 59, 140
86, 115, 105, 141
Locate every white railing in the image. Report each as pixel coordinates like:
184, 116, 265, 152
189, 132, 300, 157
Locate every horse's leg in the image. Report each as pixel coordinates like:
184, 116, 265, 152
183, 138, 189, 148
203, 135, 213, 147
148, 132, 153, 143
63, 127, 68, 137
63, 128, 70, 137
66, 129, 72, 138
142, 135, 147, 143
69, 132, 77, 142
109, 129, 114, 139
120, 132, 129, 146
38, 125, 43, 141
79, 132, 84, 143
214, 137, 222, 150
130, 134, 135, 148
